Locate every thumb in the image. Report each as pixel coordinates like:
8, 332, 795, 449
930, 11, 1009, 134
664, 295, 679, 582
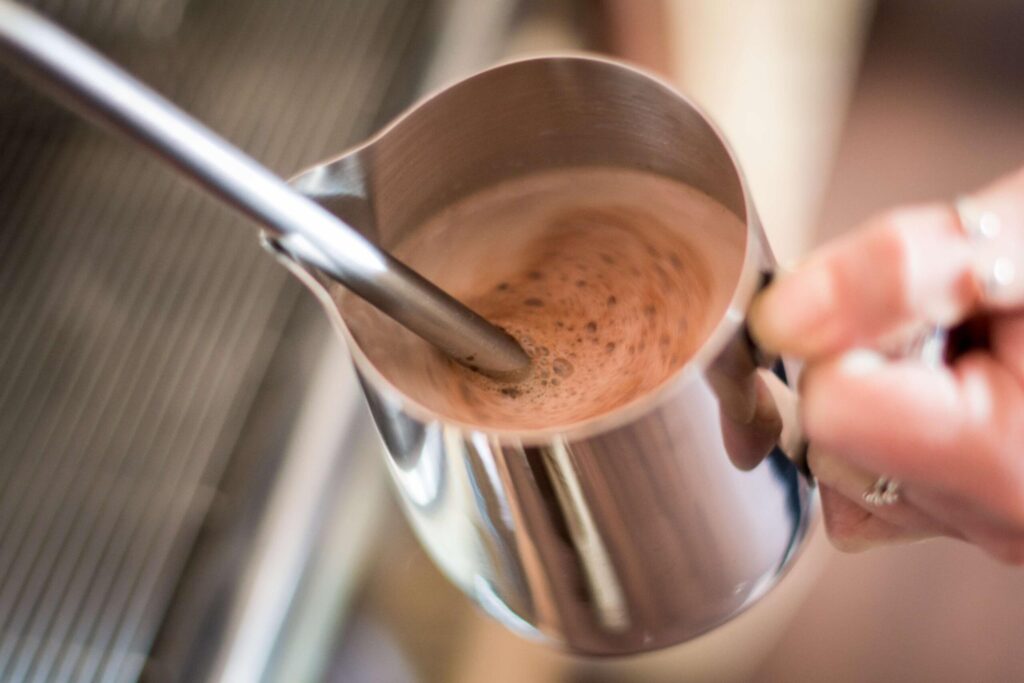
749, 204, 975, 358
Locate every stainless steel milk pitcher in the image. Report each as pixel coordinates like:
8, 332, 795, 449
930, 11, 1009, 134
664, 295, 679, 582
269, 56, 814, 656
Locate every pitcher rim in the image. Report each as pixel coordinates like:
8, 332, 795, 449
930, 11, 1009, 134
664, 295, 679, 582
287, 53, 768, 444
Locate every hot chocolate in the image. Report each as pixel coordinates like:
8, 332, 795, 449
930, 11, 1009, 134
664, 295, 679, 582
337, 167, 745, 430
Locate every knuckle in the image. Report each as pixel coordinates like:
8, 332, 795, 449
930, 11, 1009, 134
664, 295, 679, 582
866, 203, 958, 318
873, 207, 916, 239
872, 203, 948, 241
870, 207, 921, 252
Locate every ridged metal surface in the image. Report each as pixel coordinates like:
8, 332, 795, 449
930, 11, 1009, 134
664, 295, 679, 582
0, 1, 431, 681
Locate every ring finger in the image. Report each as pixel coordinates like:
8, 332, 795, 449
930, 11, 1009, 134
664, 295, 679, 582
808, 445, 953, 537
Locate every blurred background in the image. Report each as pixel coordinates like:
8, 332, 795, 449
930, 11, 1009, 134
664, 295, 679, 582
0, 1, 1022, 681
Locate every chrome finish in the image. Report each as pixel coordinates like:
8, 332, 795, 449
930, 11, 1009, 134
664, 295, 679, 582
285, 56, 815, 655
0, 0, 529, 377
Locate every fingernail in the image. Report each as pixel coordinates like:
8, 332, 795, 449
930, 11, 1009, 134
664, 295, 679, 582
750, 265, 835, 354
836, 349, 886, 376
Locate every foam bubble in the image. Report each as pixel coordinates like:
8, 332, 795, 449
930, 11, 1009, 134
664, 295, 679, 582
552, 357, 574, 377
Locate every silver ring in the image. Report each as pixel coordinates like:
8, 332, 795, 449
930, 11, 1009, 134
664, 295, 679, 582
954, 196, 1020, 307
863, 476, 901, 506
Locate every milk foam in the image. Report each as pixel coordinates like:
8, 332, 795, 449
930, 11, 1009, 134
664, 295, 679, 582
337, 167, 746, 430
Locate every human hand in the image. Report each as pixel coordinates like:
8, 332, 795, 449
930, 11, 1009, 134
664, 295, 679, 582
749, 168, 1024, 563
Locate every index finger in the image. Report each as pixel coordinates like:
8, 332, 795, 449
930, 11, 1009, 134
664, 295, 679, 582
750, 204, 976, 358
750, 167, 1024, 358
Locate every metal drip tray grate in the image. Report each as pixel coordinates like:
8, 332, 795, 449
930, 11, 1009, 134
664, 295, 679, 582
0, 1, 432, 680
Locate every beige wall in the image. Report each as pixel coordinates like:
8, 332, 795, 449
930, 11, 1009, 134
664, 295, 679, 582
667, 0, 872, 263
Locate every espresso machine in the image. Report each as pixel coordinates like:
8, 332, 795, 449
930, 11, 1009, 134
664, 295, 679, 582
0, 1, 548, 680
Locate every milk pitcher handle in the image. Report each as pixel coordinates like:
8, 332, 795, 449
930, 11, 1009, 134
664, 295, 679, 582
742, 270, 948, 478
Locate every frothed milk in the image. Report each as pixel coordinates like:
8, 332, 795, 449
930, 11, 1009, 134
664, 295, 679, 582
338, 167, 745, 430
